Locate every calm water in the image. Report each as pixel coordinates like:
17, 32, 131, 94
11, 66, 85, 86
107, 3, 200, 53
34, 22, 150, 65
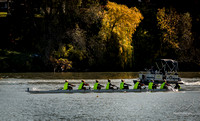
0, 72, 200, 121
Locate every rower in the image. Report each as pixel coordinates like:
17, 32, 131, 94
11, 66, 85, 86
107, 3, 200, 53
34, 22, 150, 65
148, 80, 153, 90
160, 80, 169, 89
93, 80, 104, 90
106, 79, 117, 89
120, 80, 131, 89
63, 80, 75, 90
78, 80, 89, 90
148, 80, 157, 90
174, 82, 181, 89
133, 80, 142, 89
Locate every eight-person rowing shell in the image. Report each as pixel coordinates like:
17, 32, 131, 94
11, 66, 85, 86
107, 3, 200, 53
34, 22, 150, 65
26, 79, 182, 93
60, 79, 181, 91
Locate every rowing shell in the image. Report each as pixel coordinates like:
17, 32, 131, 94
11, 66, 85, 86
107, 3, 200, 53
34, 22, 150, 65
26, 88, 182, 94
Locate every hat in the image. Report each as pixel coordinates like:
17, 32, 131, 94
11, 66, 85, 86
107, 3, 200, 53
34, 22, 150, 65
65, 80, 68, 82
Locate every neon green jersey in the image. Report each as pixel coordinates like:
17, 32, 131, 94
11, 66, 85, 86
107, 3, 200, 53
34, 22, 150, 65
94, 83, 98, 90
120, 82, 124, 89
160, 82, 166, 89
106, 82, 110, 90
78, 82, 84, 90
148, 82, 153, 89
63, 82, 68, 90
133, 82, 139, 89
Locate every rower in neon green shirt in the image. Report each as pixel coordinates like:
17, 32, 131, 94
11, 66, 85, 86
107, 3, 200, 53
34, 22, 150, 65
160, 80, 169, 89
148, 80, 157, 90
94, 80, 104, 90
120, 80, 131, 89
78, 80, 90, 90
133, 80, 143, 89
160, 82, 166, 89
106, 79, 117, 90
148, 81, 153, 90
133, 81, 139, 89
63, 80, 74, 90
63, 80, 69, 90
120, 81, 124, 89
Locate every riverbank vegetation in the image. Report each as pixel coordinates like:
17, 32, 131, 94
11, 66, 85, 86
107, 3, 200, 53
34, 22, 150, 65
0, 0, 200, 72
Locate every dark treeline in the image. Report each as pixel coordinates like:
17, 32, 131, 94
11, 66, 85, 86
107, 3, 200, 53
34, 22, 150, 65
0, 0, 200, 72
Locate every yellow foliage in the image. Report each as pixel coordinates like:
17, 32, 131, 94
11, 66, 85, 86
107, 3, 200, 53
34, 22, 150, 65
0, 12, 7, 17
157, 8, 180, 49
100, 1, 143, 68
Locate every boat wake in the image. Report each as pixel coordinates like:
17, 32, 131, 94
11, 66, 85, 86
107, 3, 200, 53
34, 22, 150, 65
182, 78, 200, 86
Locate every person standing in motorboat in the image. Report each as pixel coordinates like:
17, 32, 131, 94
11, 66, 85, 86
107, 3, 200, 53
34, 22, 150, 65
120, 80, 131, 89
106, 79, 118, 89
93, 80, 104, 90
63, 80, 75, 90
78, 80, 90, 90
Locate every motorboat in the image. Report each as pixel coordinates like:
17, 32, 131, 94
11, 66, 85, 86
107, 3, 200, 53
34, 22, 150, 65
135, 59, 182, 84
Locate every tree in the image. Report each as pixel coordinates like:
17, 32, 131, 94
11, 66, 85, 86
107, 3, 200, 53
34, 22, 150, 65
157, 8, 180, 52
99, 1, 143, 70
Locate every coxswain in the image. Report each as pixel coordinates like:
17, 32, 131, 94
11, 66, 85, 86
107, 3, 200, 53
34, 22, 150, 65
106, 79, 117, 89
120, 80, 131, 89
63, 80, 75, 90
160, 80, 169, 89
93, 80, 104, 90
78, 80, 89, 90
174, 82, 181, 89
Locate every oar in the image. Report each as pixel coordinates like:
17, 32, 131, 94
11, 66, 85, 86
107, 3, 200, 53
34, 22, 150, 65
112, 85, 119, 89
71, 84, 76, 87
168, 85, 177, 92
125, 83, 132, 86
100, 84, 104, 87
